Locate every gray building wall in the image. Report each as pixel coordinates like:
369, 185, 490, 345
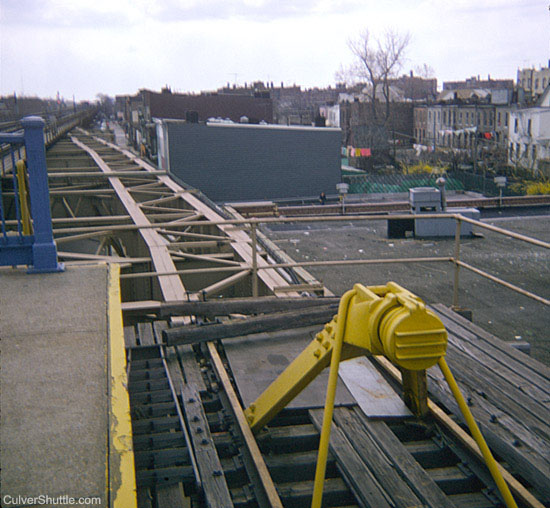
164, 122, 342, 202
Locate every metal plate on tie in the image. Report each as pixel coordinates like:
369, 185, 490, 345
223, 325, 355, 409
339, 356, 412, 418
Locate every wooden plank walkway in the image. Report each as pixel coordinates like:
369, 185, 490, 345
430, 304, 550, 501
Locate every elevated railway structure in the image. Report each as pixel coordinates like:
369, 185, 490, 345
1, 123, 549, 508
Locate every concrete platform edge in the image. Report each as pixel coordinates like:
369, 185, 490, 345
108, 263, 137, 508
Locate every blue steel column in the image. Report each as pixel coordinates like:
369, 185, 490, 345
22, 116, 64, 272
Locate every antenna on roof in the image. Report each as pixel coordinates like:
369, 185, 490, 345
229, 73, 240, 86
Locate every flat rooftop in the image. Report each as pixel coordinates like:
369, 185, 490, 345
264, 212, 550, 366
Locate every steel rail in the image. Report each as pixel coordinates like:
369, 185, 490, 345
207, 342, 284, 508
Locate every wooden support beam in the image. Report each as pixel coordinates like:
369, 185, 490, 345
158, 230, 230, 242
121, 296, 340, 317
139, 205, 188, 214
400, 368, 429, 418
273, 283, 325, 294
47, 170, 167, 178
168, 240, 232, 249
167, 213, 204, 224
163, 305, 338, 346
138, 194, 185, 207
126, 181, 165, 191
50, 188, 115, 196
169, 251, 241, 266
58, 251, 150, 263
200, 269, 251, 298
55, 230, 111, 244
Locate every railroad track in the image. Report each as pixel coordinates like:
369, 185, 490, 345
46, 128, 548, 507
125, 320, 526, 508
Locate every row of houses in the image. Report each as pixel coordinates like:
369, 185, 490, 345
414, 74, 550, 175
116, 63, 550, 175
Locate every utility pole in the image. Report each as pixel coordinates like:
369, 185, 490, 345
473, 102, 478, 174
433, 106, 437, 152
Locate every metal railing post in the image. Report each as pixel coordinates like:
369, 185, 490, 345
250, 222, 259, 297
22, 116, 64, 272
452, 216, 462, 308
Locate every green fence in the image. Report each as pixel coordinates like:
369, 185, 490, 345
447, 171, 520, 197
343, 173, 464, 195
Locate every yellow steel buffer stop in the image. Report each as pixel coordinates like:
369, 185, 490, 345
244, 282, 518, 508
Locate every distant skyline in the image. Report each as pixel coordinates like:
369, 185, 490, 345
1, 0, 549, 101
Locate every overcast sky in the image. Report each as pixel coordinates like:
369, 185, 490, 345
1, 0, 548, 101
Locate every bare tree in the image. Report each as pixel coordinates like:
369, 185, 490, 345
346, 29, 411, 123
414, 63, 436, 79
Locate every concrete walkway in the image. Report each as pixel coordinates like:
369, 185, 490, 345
112, 122, 128, 147
0, 264, 135, 507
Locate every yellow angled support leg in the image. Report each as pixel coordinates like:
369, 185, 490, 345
245, 328, 335, 432
311, 289, 356, 508
438, 358, 518, 508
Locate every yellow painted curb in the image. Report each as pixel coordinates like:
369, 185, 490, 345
108, 263, 137, 508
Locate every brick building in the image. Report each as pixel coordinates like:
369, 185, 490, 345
118, 87, 273, 156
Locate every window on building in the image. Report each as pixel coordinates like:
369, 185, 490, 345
443, 111, 447, 125
524, 143, 529, 155
482, 111, 487, 125
509, 143, 514, 158
535, 78, 539, 89
505, 112, 509, 127
528, 119, 532, 135
514, 118, 518, 133
532, 144, 537, 160
497, 112, 501, 124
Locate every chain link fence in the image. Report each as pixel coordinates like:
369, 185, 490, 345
343, 173, 464, 194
